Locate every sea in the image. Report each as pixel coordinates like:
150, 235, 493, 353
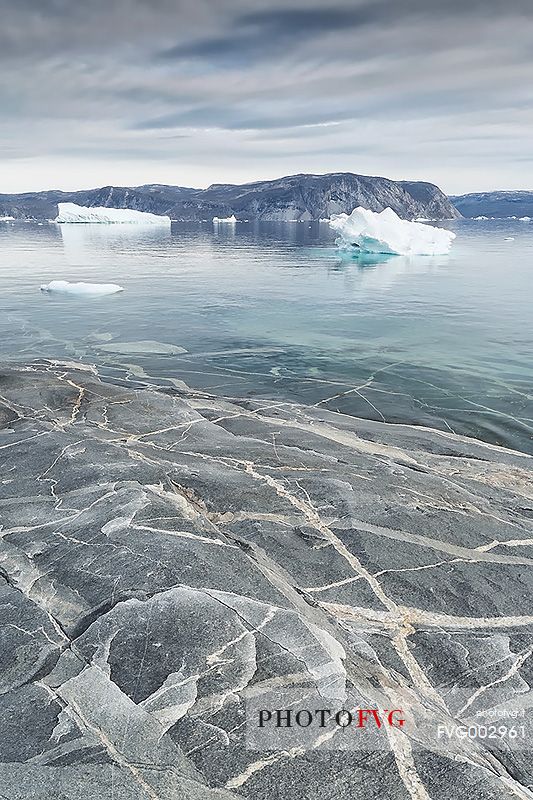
1, 217, 532, 455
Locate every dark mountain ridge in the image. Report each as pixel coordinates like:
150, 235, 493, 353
0, 172, 460, 222
451, 191, 533, 218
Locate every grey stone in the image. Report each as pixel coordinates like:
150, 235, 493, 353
1, 360, 532, 799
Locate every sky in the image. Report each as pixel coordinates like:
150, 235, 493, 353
1, 0, 532, 194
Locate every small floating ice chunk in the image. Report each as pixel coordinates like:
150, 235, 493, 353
55, 203, 171, 225
504, 237, 515, 241
519, 216, 531, 222
40, 280, 124, 295
330, 207, 456, 256
96, 340, 187, 355
473, 215, 489, 220
213, 215, 237, 223
88, 332, 114, 342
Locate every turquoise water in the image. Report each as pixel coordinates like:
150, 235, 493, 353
1, 218, 532, 454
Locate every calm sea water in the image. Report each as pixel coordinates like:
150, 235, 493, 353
1, 218, 532, 454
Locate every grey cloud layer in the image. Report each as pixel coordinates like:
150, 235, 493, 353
158, 6, 382, 65
1, 0, 532, 192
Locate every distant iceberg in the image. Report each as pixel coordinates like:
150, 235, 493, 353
213, 215, 237, 223
329, 207, 456, 256
40, 280, 124, 295
55, 203, 171, 225
519, 216, 531, 222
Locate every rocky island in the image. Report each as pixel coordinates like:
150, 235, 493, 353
450, 192, 533, 219
0, 172, 460, 222
1, 360, 533, 800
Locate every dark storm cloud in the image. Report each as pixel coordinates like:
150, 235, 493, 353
0, 0, 532, 192
158, 5, 380, 65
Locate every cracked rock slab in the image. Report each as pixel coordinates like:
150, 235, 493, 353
1, 360, 533, 800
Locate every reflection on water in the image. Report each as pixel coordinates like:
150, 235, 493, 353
1, 218, 532, 454
59, 219, 174, 256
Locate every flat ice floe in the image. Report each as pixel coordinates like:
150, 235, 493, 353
96, 340, 187, 355
40, 280, 124, 295
330, 207, 456, 256
55, 203, 171, 225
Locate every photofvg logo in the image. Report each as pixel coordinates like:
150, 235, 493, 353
258, 707, 405, 730
246, 690, 413, 751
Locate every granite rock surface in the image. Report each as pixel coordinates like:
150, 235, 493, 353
1, 361, 532, 799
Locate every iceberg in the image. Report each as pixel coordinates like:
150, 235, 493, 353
55, 203, 171, 225
329, 207, 456, 256
519, 216, 531, 222
213, 215, 237, 223
40, 280, 124, 296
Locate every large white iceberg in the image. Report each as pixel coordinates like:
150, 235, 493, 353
55, 203, 171, 225
329, 207, 456, 256
40, 280, 124, 295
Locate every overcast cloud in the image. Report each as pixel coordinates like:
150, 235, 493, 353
1, 0, 532, 193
